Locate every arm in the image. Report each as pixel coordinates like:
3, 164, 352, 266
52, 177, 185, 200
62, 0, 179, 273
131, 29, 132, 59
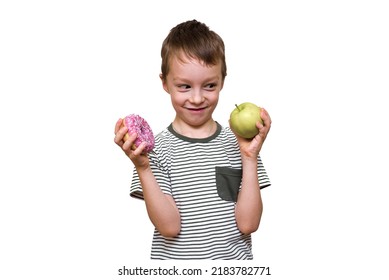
235, 157, 262, 234
231, 109, 272, 234
114, 119, 181, 237
137, 165, 181, 237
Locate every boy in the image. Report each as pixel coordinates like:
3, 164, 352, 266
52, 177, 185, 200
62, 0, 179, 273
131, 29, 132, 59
114, 19, 272, 259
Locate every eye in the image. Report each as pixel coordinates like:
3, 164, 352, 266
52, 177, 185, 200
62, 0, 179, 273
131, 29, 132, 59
205, 83, 217, 90
177, 84, 191, 90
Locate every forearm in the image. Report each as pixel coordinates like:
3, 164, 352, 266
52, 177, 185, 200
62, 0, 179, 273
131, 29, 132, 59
137, 166, 181, 237
235, 159, 263, 234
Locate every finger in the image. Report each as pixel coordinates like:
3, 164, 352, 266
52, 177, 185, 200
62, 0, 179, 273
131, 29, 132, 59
114, 126, 129, 145
114, 118, 123, 134
131, 141, 147, 156
261, 108, 272, 127
122, 133, 137, 151
254, 117, 262, 129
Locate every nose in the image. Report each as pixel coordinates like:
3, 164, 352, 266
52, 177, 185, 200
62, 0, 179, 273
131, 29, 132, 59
189, 89, 205, 105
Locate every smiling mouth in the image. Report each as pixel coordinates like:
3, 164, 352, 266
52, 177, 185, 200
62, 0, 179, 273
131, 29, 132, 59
187, 107, 207, 111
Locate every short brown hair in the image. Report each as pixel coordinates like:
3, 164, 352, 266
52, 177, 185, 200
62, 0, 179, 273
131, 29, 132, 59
160, 20, 227, 82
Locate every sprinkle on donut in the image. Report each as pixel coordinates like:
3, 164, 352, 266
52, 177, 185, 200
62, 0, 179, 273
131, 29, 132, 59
122, 114, 155, 153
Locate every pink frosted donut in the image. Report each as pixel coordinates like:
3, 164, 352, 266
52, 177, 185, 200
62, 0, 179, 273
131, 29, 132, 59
122, 114, 155, 153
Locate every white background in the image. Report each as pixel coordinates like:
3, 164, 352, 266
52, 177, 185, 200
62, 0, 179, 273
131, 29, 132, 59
1, 1, 388, 279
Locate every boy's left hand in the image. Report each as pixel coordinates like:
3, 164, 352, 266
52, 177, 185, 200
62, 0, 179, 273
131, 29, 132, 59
230, 108, 272, 160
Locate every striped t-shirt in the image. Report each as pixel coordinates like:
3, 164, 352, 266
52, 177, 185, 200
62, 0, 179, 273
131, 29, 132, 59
130, 122, 271, 260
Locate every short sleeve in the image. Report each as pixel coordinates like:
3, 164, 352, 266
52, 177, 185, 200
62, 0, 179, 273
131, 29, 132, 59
258, 155, 271, 189
130, 150, 172, 200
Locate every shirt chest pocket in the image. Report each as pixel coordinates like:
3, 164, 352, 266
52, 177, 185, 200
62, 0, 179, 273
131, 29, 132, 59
215, 166, 242, 202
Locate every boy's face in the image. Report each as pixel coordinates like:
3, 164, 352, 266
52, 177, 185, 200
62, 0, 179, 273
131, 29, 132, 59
161, 54, 223, 130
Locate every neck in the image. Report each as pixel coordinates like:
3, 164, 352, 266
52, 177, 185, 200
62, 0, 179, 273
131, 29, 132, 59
171, 119, 217, 139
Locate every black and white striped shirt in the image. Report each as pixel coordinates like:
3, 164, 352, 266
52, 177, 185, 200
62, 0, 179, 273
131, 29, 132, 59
130, 122, 271, 259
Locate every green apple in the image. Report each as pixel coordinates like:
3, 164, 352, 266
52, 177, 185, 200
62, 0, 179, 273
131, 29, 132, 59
230, 102, 263, 138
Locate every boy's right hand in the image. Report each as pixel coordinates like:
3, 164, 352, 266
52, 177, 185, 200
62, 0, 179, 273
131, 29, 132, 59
114, 118, 150, 169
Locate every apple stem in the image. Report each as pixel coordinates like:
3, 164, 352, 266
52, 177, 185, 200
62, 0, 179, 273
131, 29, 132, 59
235, 104, 240, 111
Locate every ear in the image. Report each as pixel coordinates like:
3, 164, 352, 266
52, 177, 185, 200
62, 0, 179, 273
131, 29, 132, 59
160, 73, 169, 93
